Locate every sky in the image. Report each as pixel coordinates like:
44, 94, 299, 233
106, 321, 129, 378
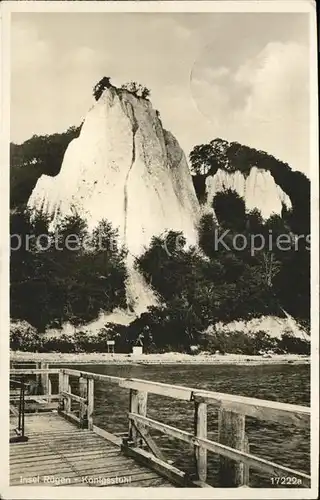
11, 12, 310, 174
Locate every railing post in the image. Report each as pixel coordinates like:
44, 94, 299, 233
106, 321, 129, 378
87, 377, 94, 431
218, 409, 249, 487
63, 372, 71, 414
58, 370, 64, 412
194, 401, 207, 483
21, 378, 25, 438
35, 362, 41, 394
18, 380, 22, 431
79, 377, 88, 428
243, 434, 250, 486
40, 362, 49, 396
128, 389, 148, 447
48, 378, 52, 404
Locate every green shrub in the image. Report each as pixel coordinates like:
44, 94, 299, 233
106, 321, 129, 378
200, 330, 279, 355
11, 212, 127, 331
279, 334, 310, 355
40, 334, 76, 353
93, 77, 111, 101
10, 321, 43, 351
120, 81, 150, 99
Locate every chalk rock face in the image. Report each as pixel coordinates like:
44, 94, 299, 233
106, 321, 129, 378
205, 167, 292, 219
211, 315, 309, 341
28, 86, 200, 313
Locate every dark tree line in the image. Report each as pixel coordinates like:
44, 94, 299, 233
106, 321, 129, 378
131, 187, 309, 352
11, 126, 81, 209
189, 139, 310, 326
10, 192, 309, 353
190, 138, 310, 235
9, 112, 310, 352
10, 210, 127, 331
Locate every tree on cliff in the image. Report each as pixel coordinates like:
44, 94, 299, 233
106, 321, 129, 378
93, 77, 111, 101
121, 81, 150, 99
189, 138, 229, 175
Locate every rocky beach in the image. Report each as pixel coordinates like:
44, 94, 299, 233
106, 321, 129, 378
10, 351, 310, 366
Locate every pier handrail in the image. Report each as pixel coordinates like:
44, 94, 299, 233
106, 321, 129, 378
128, 412, 310, 486
9, 376, 29, 443
59, 368, 310, 487
11, 366, 56, 402
59, 369, 310, 427
10, 365, 311, 488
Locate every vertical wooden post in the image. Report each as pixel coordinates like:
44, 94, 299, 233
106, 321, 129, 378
58, 370, 64, 412
128, 389, 138, 445
137, 391, 148, 447
40, 362, 49, 396
63, 372, 71, 414
194, 401, 207, 483
243, 434, 250, 486
35, 362, 41, 394
68, 383, 72, 412
87, 378, 94, 431
128, 390, 148, 447
79, 377, 88, 428
47, 378, 52, 403
218, 409, 249, 487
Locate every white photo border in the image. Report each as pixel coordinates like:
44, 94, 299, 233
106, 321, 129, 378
0, 2, 318, 499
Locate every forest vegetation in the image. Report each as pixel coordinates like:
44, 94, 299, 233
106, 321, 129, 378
10, 85, 310, 354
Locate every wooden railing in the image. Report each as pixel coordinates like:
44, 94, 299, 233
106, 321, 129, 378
9, 376, 29, 443
10, 362, 58, 402
10, 366, 311, 488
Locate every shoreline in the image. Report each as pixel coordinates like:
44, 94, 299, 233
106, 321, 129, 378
10, 352, 310, 366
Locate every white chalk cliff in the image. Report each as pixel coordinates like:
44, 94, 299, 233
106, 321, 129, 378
27, 84, 298, 333
28, 85, 200, 314
205, 167, 292, 219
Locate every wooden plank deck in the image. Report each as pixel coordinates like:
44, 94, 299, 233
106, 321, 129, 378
10, 412, 175, 487
10, 366, 311, 488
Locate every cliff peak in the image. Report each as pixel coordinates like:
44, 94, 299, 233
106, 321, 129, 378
28, 84, 200, 313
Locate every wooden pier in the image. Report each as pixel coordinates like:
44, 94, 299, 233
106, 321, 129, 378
10, 413, 173, 487
10, 363, 311, 488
